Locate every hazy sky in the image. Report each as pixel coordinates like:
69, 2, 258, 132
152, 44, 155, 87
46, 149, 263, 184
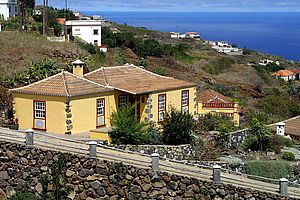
36, 0, 300, 12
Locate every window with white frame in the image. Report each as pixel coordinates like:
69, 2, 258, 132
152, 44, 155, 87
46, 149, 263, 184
97, 98, 105, 126
158, 94, 166, 121
118, 95, 127, 108
97, 99, 105, 115
181, 90, 189, 114
34, 101, 45, 119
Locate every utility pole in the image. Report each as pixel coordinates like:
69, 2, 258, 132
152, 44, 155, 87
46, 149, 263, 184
64, 0, 67, 38
64, 0, 68, 20
18, 0, 25, 31
42, 0, 48, 35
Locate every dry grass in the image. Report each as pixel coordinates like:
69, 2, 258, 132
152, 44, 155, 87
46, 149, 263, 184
0, 31, 85, 77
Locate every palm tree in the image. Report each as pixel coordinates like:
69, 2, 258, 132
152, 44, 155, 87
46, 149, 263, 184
249, 118, 272, 151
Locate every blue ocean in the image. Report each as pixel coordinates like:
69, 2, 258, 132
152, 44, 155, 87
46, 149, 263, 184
83, 11, 300, 61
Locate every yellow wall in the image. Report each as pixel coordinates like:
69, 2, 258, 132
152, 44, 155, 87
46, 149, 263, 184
146, 87, 197, 123
72, 65, 83, 77
90, 130, 111, 143
70, 92, 116, 134
197, 102, 240, 126
12, 93, 67, 133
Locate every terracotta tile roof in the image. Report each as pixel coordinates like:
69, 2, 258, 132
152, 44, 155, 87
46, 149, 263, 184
272, 70, 295, 77
272, 116, 300, 137
197, 89, 232, 103
56, 18, 66, 25
10, 71, 113, 97
290, 69, 300, 74
84, 64, 196, 95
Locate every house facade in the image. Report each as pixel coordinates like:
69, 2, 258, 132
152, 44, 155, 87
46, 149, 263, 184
65, 20, 102, 47
197, 89, 239, 126
10, 63, 197, 140
0, 0, 18, 20
259, 59, 280, 66
272, 70, 296, 82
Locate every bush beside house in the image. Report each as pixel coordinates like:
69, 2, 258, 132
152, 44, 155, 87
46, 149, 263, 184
109, 106, 195, 145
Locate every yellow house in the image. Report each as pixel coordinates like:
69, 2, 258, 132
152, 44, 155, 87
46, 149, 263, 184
197, 89, 239, 126
10, 62, 197, 141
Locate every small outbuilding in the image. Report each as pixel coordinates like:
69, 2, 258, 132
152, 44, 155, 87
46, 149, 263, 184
197, 89, 239, 126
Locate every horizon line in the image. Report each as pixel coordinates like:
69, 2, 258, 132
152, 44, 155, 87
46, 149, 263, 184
80, 10, 300, 13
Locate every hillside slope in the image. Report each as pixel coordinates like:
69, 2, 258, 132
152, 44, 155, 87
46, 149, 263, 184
1, 30, 300, 125
0, 32, 85, 77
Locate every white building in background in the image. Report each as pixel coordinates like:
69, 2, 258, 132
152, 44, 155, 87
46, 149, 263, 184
0, 0, 18, 20
259, 58, 280, 66
185, 32, 200, 38
208, 40, 243, 55
170, 32, 180, 39
65, 20, 103, 47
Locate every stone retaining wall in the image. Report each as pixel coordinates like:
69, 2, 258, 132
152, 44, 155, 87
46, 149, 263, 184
111, 144, 203, 160
0, 141, 295, 200
229, 128, 249, 148
111, 129, 250, 161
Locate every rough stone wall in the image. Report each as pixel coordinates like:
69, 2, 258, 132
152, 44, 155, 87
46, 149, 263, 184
229, 129, 249, 148
111, 129, 250, 161
0, 141, 295, 200
112, 144, 203, 160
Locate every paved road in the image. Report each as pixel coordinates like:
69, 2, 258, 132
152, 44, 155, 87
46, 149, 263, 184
0, 128, 299, 198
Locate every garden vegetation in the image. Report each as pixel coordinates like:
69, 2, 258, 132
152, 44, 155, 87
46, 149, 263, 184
109, 105, 195, 145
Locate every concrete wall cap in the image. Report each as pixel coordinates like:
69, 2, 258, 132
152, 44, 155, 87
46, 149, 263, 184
25, 129, 34, 133
213, 165, 222, 169
88, 141, 97, 145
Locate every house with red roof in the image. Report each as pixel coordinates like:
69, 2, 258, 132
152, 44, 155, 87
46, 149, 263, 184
197, 89, 240, 126
272, 70, 297, 81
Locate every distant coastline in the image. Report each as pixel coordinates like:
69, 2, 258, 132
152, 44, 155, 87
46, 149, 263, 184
82, 11, 300, 61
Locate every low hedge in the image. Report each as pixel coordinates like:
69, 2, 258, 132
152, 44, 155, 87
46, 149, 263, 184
245, 160, 291, 179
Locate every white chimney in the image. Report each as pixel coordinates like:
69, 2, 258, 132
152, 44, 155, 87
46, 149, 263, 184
276, 122, 286, 136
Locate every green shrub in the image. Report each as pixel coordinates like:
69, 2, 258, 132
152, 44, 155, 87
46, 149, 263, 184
265, 62, 285, 72
151, 67, 167, 76
162, 107, 196, 145
271, 135, 294, 153
113, 50, 127, 65
197, 113, 234, 132
51, 154, 71, 200
212, 84, 235, 98
204, 57, 235, 75
10, 192, 37, 200
77, 42, 98, 54
242, 134, 260, 151
142, 125, 162, 145
101, 27, 190, 58
242, 118, 272, 151
135, 58, 148, 67
3, 59, 60, 87
109, 104, 146, 145
282, 152, 295, 161
246, 160, 291, 179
